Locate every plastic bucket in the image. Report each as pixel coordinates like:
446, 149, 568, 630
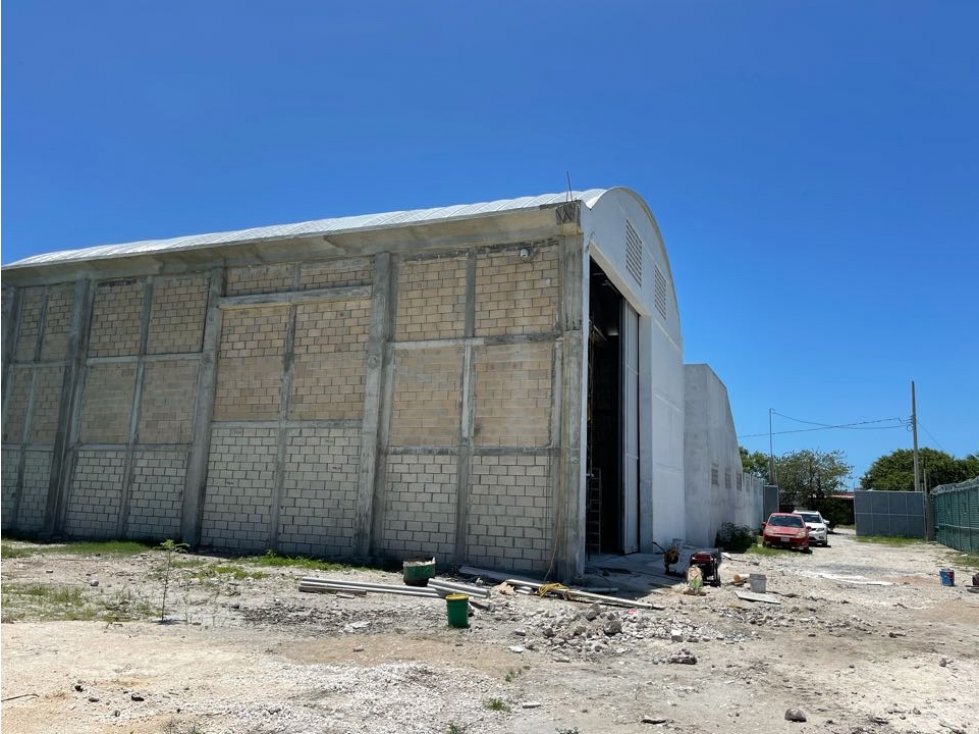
749, 574, 767, 593
939, 568, 955, 587
445, 593, 470, 628
402, 558, 436, 587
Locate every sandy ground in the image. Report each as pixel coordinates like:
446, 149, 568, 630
1, 530, 977, 734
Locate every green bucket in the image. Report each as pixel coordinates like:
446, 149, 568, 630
402, 558, 436, 587
445, 593, 470, 628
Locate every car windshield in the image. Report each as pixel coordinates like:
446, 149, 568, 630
799, 513, 821, 523
769, 515, 804, 528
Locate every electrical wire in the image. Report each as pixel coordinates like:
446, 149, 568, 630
918, 422, 947, 452
738, 416, 908, 439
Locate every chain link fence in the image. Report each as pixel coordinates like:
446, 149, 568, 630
932, 477, 979, 554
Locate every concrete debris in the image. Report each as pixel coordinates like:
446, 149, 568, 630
642, 716, 669, 724
521, 701, 542, 709
784, 708, 807, 722
603, 618, 623, 636
735, 591, 781, 605
508, 645, 526, 654
939, 720, 967, 734
667, 649, 697, 665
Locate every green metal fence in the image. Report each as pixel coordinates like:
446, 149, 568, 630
932, 477, 979, 554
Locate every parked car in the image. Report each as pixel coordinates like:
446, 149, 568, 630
761, 513, 811, 551
796, 510, 829, 547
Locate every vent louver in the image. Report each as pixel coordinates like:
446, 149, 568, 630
654, 266, 668, 320
625, 220, 643, 285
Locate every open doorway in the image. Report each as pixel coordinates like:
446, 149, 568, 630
586, 259, 640, 555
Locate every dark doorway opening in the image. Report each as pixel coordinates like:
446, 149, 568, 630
586, 260, 623, 555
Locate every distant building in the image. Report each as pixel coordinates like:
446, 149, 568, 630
1, 188, 759, 577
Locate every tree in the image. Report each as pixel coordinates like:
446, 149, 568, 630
775, 449, 851, 508
861, 448, 971, 491
740, 446, 771, 483
961, 452, 979, 480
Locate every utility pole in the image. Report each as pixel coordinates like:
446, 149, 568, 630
911, 381, 920, 493
768, 408, 777, 485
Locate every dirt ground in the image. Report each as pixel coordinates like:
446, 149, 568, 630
2, 530, 977, 734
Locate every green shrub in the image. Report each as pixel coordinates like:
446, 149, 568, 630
715, 522, 758, 552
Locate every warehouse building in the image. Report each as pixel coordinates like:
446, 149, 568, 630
1, 188, 760, 578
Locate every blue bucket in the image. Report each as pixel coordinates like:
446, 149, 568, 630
939, 568, 955, 586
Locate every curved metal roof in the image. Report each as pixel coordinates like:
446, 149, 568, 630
5, 189, 609, 270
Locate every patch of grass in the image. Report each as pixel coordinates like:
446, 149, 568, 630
1, 542, 35, 559
483, 697, 511, 712
444, 724, 467, 734
240, 549, 365, 572
161, 719, 207, 734
745, 543, 780, 557
503, 667, 526, 683
945, 549, 979, 568
0, 538, 154, 559
854, 535, 925, 547
1, 583, 152, 622
192, 564, 267, 581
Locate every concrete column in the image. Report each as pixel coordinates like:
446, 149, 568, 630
116, 278, 154, 537
556, 234, 586, 580
355, 253, 391, 559
454, 251, 478, 565
268, 303, 297, 549
44, 279, 94, 537
180, 268, 224, 545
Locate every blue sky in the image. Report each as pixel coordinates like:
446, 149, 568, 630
3, 1, 977, 483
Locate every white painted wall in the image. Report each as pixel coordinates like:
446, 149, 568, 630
580, 188, 686, 554
683, 364, 761, 546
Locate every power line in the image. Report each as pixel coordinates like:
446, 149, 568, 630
738, 416, 908, 439
918, 422, 947, 452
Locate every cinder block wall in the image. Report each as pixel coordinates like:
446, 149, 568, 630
2, 238, 573, 575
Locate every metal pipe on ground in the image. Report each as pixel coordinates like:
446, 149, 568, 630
427, 579, 492, 598
299, 583, 440, 599
505, 579, 663, 610
299, 578, 441, 598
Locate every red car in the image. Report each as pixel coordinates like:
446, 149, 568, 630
762, 513, 811, 552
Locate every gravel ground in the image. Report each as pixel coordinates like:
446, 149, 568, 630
1, 530, 977, 734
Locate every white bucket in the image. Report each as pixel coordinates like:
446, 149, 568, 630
749, 574, 767, 593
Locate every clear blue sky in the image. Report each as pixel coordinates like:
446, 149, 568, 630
3, 1, 977, 484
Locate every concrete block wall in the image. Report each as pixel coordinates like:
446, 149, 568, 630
2, 239, 574, 576
88, 279, 143, 357
41, 284, 74, 360
1, 448, 20, 529
277, 427, 360, 557
468, 454, 552, 573
147, 274, 209, 354
1, 282, 76, 534
472, 342, 553, 447
289, 298, 370, 420
18, 450, 54, 532
127, 449, 187, 539
79, 363, 138, 444
138, 361, 200, 444
213, 306, 288, 421
389, 346, 463, 446
200, 426, 277, 551
65, 449, 126, 537
380, 453, 458, 559
381, 241, 563, 573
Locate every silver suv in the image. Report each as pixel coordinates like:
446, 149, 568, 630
796, 511, 829, 547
